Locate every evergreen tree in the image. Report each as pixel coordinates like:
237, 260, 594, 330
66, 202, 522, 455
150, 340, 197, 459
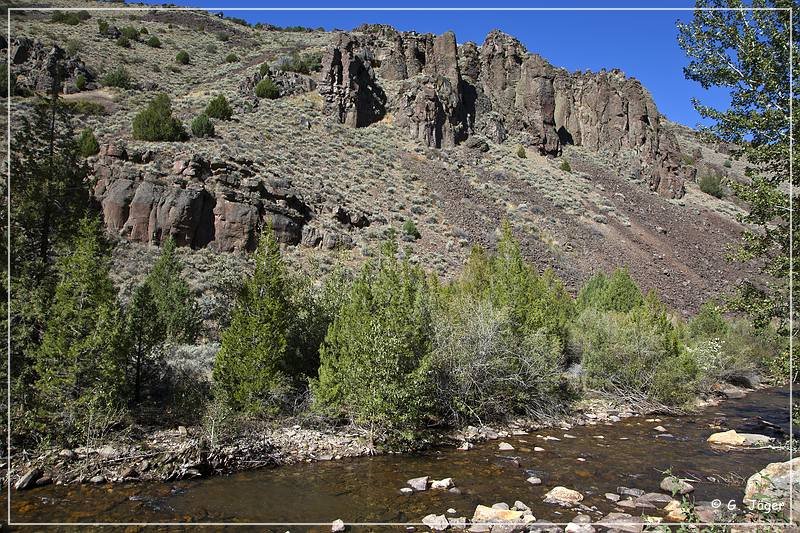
145, 238, 199, 344
213, 226, 293, 413
124, 283, 165, 404
10, 74, 91, 413
313, 239, 435, 437
33, 217, 125, 442
678, 0, 797, 378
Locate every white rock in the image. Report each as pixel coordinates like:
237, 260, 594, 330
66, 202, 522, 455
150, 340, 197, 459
422, 514, 449, 531
406, 476, 428, 491
498, 442, 515, 451
331, 519, 346, 532
431, 477, 454, 489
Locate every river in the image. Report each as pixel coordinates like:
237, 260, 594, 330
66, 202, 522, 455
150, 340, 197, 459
9, 387, 791, 530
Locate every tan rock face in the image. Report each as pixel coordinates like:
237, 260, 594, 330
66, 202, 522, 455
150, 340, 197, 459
319, 26, 688, 198
471, 504, 526, 523
92, 146, 309, 252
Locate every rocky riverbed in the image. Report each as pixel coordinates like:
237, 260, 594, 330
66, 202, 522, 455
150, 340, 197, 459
9, 385, 794, 528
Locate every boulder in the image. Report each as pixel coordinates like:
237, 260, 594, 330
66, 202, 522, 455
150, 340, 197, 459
564, 514, 594, 533
596, 513, 644, 533
471, 504, 531, 526
498, 442, 514, 451
659, 476, 694, 495
406, 475, 429, 491
331, 519, 346, 532
15, 468, 42, 490
707, 430, 772, 447
744, 457, 800, 522
543, 486, 584, 506
431, 477, 454, 489
422, 514, 449, 531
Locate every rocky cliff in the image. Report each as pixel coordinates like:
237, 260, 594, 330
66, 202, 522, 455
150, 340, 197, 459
319, 26, 689, 198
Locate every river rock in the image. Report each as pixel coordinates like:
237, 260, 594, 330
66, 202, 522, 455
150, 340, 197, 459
400, 487, 413, 495
472, 504, 529, 524
431, 477, 454, 489
616, 487, 644, 497
15, 468, 41, 490
527, 521, 564, 533
659, 476, 694, 495
596, 512, 644, 533
527, 476, 542, 485
89, 475, 106, 484
744, 457, 800, 522
604, 493, 620, 502
331, 518, 346, 532
513, 501, 530, 511
664, 500, 686, 522
707, 430, 772, 447
422, 514, 449, 531
634, 492, 673, 506
59, 449, 77, 460
544, 486, 584, 506
448, 516, 467, 529
407, 475, 429, 491
492, 502, 510, 510
653, 426, 666, 432
565, 514, 594, 533
498, 442, 514, 451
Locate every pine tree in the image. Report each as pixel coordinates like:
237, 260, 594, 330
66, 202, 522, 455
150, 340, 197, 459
313, 238, 435, 437
33, 217, 125, 441
124, 283, 165, 404
10, 72, 91, 414
145, 238, 199, 344
213, 226, 293, 413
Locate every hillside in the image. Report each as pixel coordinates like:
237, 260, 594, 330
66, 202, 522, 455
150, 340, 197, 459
7, 3, 757, 315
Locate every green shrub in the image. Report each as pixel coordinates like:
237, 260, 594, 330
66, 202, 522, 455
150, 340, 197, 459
74, 74, 86, 91
723, 159, 732, 168
688, 302, 728, 340
175, 50, 190, 64
516, 145, 526, 158
132, 93, 186, 141
66, 39, 82, 56
146, 35, 161, 48
64, 100, 106, 115
213, 227, 295, 413
77, 10, 91, 21
431, 293, 566, 424
402, 219, 420, 240
225, 53, 239, 63
577, 269, 643, 313
116, 36, 131, 48
51, 10, 81, 25
98, 19, 109, 35
206, 44, 218, 54
313, 240, 436, 439
573, 299, 697, 406
121, 26, 139, 40
255, 78, 279, 99
191, 113, 215, 137
560, 159, 571, 172
259, 62, 270, 77
77, 128, 100, 157
274, 51, 323, 74
216, 32, 230, 42
698, 174, 724, 198
205, 94, 233, 120
139, 27, 148, 34
101, 66, 131, 88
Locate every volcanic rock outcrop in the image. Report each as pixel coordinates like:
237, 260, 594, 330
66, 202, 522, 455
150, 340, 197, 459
318, 26, 688, 198
91, 144, 311, 252
8, 38, 94, 94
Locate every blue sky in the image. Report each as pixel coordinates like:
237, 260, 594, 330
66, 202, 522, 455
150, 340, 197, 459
136, 0, 732, 127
